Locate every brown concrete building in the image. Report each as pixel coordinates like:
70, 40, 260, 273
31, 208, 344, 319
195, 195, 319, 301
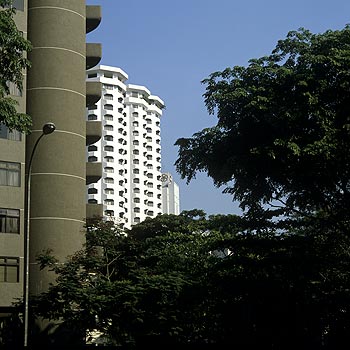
0, 0, 102, 318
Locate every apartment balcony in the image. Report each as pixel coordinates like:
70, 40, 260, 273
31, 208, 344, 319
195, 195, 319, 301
86, 5, 101, 33
86, 203, 103, 219
86, 43, 102, 70
148, 103, 163, 115
86, 161, 102, 185
86, 81, 102, 108
86, 120, 102, 145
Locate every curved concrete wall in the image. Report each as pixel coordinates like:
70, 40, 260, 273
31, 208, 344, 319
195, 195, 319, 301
26, 0, 86, 294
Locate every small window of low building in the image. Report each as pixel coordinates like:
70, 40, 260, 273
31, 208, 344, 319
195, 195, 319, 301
0, 257, 19, 282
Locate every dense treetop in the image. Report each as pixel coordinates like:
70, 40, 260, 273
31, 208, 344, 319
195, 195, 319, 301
175, 26, 350, 222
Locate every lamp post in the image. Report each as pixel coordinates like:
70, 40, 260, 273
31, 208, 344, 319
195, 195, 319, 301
23, 122, 56, 347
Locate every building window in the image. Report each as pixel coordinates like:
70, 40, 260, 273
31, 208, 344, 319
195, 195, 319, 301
88, 156, 97, 162
134, 207, 140, 213
104, 115, 113, 122
104, 135, 113, 142
105, 188, 114, 195
88, 73, 97, 78
105, 210, 114, 216
104, 145, 114, 152
104, 199, 114, 206
105, 167, 114, 173
105, 177, 114, 184
0, 162, 20, 187
133, 140, 139, 146
88, 114, 98, 121
104, 72, 113, 79
88, 188, 98, 194
134, 217, 140, 223
104, 104, 113, 111
7, 0, 24, 11
105, 124, 114, 131
104, 93, 113, 100
103, 84, 114, 90
133, 178, 140, 184
0, 209, 20, 234
0, 257, 19, 282
104, 156, 114, 163
88, 199, 97, 204
88, 145, 97, 152
133, 150, 139, 155
0, 124, 22, 141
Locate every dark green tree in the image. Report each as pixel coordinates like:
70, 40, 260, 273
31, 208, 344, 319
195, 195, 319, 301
21, 214, 244, 347
0, 0, 32, 132
175, 26, 350, 223
2, 213, 345, 349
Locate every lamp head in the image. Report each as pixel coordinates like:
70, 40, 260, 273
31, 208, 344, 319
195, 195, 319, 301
42, 122, 56, 135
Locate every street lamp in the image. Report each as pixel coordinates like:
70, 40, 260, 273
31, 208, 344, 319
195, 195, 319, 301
23, 122, 56, 347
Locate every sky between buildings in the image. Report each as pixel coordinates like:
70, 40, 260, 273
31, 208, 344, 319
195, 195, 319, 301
86, 0, 350, 216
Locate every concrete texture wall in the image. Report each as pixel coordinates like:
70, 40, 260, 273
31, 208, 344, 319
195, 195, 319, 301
26, 0, 87, 295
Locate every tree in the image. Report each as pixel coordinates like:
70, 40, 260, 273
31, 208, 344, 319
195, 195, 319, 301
21, 214, 243, 347
0, 0, 31, 132
2, 213, 347, 348
175, 26, 350, 223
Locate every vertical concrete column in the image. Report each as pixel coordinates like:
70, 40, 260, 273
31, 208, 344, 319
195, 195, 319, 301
26, 0, 86, 294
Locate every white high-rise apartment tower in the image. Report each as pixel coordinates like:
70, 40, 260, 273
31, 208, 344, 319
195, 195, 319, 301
86, 65, 165, 228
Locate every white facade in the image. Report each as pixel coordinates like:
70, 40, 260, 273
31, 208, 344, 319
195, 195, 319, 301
86, 65, 165, 228
161, 173, 180, 215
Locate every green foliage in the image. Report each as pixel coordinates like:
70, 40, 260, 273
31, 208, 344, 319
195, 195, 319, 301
26, 214, 244, 346
0, 0, 32, 132
175, 26, 350, 221
17, 213, 349, 348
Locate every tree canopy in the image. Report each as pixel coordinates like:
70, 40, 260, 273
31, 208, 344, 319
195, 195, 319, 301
3, 213, 347, 348
0, 0, 31, 132
175, 26, 350, 222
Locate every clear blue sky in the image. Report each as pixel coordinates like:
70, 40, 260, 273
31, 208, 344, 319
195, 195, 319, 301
86, 0, 350, 216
